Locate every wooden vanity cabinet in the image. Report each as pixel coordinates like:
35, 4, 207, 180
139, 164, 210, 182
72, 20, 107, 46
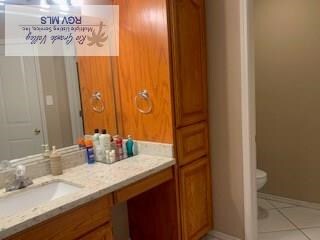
6, 195, 113, 240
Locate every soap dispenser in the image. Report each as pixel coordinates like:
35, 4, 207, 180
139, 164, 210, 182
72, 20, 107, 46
50, 146, 63, 176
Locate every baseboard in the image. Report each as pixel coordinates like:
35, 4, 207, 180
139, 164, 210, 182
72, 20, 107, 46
258, 192, 320, 210
208, 230, 241, 240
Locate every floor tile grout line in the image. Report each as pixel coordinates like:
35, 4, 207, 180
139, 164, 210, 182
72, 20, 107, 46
258, 208, 298, 234
265, 198, 297, 210
277, 208, 312, 240
259, 229, 307, 234
299, 226, 320, 230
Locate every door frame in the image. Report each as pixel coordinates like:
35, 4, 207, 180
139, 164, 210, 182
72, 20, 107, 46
240, 0, 258, 239
64, 56, 84, 143
33, 56, 49, 146
0, 40, 49, 147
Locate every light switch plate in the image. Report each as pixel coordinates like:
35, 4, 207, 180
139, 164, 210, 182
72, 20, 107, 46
46, 95, 54, 106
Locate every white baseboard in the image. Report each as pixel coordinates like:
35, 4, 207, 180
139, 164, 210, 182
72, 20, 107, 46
258, 192, 320, 211
208, 230, 241, 240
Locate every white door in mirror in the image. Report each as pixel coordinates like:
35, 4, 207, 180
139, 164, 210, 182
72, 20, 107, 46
0, 56, 45, 161
0, 181, 81, 218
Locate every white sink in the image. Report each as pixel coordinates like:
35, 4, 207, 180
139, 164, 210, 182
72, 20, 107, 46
0, 181, 81, 218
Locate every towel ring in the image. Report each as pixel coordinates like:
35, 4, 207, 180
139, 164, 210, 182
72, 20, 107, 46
135, 90, 153, 114
90, 91, 105, 113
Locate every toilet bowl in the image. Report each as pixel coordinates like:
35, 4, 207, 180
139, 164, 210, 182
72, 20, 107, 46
256, 169, 267, 191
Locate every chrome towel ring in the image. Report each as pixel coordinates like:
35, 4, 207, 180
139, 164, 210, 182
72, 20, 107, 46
91, 91, 105, 113
135, 90, 153, 114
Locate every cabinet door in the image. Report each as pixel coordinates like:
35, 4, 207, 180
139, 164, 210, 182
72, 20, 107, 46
169, 0, 208, 127
79, 224, 113, 240
179, 157, 212, 240
176, 122, 209, 166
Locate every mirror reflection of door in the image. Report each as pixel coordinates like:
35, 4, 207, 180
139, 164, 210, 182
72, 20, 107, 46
0, 55, 85, 162
0, 56, 45, 160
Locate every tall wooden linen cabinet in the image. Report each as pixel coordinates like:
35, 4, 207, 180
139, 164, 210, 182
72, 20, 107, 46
126, 0, 213, 240
170, 0, 213, 239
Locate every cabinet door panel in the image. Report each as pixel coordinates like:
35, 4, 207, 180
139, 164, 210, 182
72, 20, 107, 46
176, 122, 209, 166
170, 0, 208, 127
179, 157, 212, 240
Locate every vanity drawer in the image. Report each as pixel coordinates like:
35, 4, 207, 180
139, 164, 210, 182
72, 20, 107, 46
7, 194, 113, 240
176, 122, 209, 166
78, 223, 113, 240
113, 167, 174, 203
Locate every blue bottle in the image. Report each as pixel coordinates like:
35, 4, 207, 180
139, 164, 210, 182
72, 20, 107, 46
126, 135, 134, 157
85, 139, 96, 164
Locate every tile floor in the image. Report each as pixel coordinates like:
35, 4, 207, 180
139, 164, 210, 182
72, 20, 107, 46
258, 197, 320, 239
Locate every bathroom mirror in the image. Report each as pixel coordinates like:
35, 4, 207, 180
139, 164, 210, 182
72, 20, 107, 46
0, 3, 119, 163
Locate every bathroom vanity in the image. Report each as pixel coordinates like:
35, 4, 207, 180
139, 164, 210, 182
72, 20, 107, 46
1, 154, 175, 240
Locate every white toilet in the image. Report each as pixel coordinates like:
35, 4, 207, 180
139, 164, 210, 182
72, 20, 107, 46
256, 169, 267, 191
257, 169, 268, 219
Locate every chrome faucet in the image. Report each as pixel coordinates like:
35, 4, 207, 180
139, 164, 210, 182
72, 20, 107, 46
5, 165, 33, 192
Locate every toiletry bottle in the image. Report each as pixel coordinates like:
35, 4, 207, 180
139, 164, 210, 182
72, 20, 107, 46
50, 146, 63, 176
92, 129, 100, 148
100, 129, 111, 151
95, 144, 106, 163
105, 150, 110, 163
126, 135, 134, 157
115, 136, 123, 160
85, 139, 96, 164
77, 137, 85, 149
41, 144, 51, 158
109, 150, 116, 163
122, 141, 128, 159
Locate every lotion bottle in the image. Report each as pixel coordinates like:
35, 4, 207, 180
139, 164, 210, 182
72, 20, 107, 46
100, 129, 111, 151
50, 146, 63, 176
92, 129, 100, 148
95, 144, 106, 162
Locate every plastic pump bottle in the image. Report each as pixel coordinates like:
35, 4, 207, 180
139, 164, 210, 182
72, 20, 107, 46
50, 146, 63, 175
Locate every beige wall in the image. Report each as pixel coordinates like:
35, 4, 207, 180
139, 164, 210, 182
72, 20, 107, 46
206, 0, 245, 238
39, 57, 74, 148
255, 0, 320, 203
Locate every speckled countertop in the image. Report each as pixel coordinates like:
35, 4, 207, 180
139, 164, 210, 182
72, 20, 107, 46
0, 154, 175, 239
